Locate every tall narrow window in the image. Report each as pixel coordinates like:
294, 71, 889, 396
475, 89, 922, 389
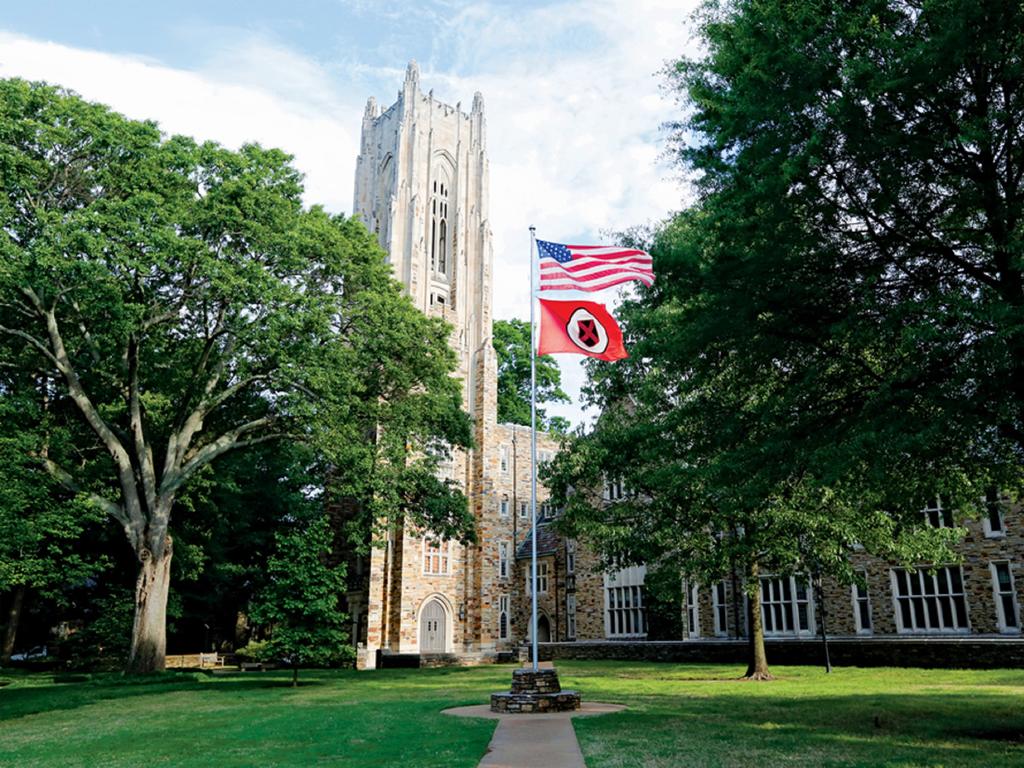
713, 581, 728, 637
499, 445, 509, 474
498, 541, 510, 580
852, 570, 872, 634
566, 594, 577, 639
430, 175, 450, 278
519, 501, 528, 519
498, 594, 509, 640
992, 562, 1019, 632
984, 488, 1006, 537
685, 582, 700, 638
499, 495, 509, 518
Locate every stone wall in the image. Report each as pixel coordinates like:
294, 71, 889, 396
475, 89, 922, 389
535, 638, 1024, 669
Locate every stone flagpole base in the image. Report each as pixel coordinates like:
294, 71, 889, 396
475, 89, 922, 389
490, 667, 581, 714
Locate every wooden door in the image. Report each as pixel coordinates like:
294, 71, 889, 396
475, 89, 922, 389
421, 599, 446, 652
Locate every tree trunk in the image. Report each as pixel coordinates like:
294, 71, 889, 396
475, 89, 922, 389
2, 586, 26, 664
126, 540, 173, 674
292, 664, 299, 687
744, 564, 773, 680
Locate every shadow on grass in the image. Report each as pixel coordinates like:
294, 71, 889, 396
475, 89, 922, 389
574, 691, 1024, 767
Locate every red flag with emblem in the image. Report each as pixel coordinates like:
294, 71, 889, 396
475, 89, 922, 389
537, 298, 628, 361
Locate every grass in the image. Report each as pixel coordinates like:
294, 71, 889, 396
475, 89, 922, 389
1, 662, 1022, 767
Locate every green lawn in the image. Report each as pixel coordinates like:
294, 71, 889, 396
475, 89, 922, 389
1, 662, 1021, 767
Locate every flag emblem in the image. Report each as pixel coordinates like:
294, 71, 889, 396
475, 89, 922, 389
537, 239, 654, 293
538, 298, 627, 361
567, 308, 608, 353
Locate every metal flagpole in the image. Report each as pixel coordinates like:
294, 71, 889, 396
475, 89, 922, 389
529, 225, 539, 672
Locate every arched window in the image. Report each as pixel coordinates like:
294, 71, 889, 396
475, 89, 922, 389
430, 172, 450, 278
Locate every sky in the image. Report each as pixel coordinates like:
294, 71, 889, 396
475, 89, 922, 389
0, 0, 699, 427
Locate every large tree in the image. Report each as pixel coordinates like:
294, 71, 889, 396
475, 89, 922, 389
0, 80, 473, 672
549, 0, 1024, 677
493, 318, 570, 433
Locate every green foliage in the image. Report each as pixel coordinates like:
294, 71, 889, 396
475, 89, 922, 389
247, 516, 352, 672
549, 0, 1024, 672
493, 318, 569, 432
0, 79, 475, 665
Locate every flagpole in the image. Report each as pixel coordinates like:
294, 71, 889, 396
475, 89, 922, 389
529, 225, 539, 673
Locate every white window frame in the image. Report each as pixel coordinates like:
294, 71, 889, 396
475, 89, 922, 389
605, 565, 647, 638
851, 570, 873, 635
519, 501, 528, 519
760, 575, 815, 637
526, 561, 549, 594
499, 445, 510, 474
603, 476, 626, 502
923, 496, 954, 528
891, 566, 970, 634
499, 495, 509, 518
566, 594, 577, 640
498, 541, 510, 580
498, 594, 509, 640
712, 581, 728, 637
991, 561, 1020, 633
566, 539, 576, 574
685, 581, 700, 639
422, 538, 450, 576
983, 490, 1006, 538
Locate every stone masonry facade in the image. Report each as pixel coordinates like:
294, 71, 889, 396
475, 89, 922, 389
349, 63, 1023, 669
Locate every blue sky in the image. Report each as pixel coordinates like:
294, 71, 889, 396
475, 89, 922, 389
0, 0, 698, 425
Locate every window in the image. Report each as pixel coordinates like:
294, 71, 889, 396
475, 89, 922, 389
498, 541, 510, 580
526, 562, 549, 594
713, 581, 728, 637
499, 495, 509, 518
603, 476, 626, 501
923, 497, 954, 528
519, 501, 528, 519
852, 570, 872, 634
422, 539, 450, 575
607, 585, 646, 637
605, 565, 647, 638
760, 576, 813, 636
984, 488, 1006, 538
498, 594, 509, 640
540, 501, 552, 520
430, 176, 449, 277
892, 566, 969, 633
991, 562, 1019, 632
685, 582, 700, 638
566, 539, 576, 575
499, 445, 509, 474
566, 594, 577, 639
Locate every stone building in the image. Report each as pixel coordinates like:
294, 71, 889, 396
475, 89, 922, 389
349, 63, 1022, 669
350, 62, 560, 667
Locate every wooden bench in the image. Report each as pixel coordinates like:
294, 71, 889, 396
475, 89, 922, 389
198, 652, 226, 668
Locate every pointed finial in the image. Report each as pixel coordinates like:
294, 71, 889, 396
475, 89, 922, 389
406, 59, 420, 84
364, 96, 378, 119
472, 91, 484, 114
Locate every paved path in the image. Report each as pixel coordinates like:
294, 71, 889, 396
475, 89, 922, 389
443, 702, 626, 768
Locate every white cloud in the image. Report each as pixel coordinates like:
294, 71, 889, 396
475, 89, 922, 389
0, 1, 700, 426
0, 31, 359, 214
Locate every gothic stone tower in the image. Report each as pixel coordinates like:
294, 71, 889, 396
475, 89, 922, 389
354, 61, 558, 667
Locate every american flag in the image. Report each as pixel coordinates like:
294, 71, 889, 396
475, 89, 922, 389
536, 239, 654, 292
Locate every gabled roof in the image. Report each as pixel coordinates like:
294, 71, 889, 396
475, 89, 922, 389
515, 522, 562, 560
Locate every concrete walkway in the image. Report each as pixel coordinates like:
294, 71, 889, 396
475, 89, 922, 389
443, 702, 626, 768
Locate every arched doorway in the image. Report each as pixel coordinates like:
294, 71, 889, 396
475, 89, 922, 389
420, 598, 447, 652
537, 614, 551, 642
